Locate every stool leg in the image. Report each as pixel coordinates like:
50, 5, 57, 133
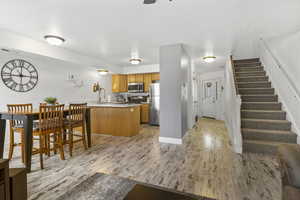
58, 131, 65, 160
47, 134, 51, 157
39, 135, 44, 169
21, 131, 25, 163
69, 127, 73, 157
82, 123, 87, 150
53, 134, 57, 155
8, 128, 15, 160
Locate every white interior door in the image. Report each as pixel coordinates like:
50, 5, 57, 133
201, 79, 218, 118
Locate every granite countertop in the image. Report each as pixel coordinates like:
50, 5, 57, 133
88, 103, 141, 108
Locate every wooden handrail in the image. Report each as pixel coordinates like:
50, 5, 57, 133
230, 55, 239, 95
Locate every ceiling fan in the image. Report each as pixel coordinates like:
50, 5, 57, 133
143, 0, 172, 4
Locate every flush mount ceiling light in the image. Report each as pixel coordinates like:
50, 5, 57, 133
97, 69, 109, 75
144, 0, 156, 4
203, 56, 216, 63
130, 58, 142, 65
44, 35, 65, 46
1, 48, 10, 52
143, 0, 173, 4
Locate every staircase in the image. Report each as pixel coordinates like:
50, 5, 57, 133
233, 58, 297, 154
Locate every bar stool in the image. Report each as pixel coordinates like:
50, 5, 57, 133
35, 104, 65, 169
7, 104, 33, 163
64, 103, 87, 156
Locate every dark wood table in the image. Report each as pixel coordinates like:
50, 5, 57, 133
0, 108, 92, 173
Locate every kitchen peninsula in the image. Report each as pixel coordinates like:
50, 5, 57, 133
89, 103, 141, 137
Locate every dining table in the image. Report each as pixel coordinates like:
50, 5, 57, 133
0, 107, 92, 173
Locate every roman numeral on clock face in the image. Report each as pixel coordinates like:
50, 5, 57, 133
19, 84, 25, 92
3, 77, 13, 84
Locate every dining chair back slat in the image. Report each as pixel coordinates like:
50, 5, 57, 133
39, 105, 64, 132
68, 103, 87, 122
7, 104, 33, 126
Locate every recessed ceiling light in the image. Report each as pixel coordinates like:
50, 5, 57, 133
97, 69, 109, 75
130, 58, 142, 65
203, 56, 216, 63
44, 35, 65, 46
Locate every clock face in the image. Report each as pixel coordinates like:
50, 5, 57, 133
1, 59, 38, 92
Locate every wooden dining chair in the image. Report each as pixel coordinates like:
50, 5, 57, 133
64, 103, 87, 157
7, 104, 33, 163
35, 104, 65, 169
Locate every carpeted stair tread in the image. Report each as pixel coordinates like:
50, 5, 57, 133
238, 82, 271, 88
241, 109, 284, 113
242, 128, 295, 135
237, 76, 269, 82
235, 66, 264, 72
243, 139, 291, 154
233, 58, 260, 63
242, 118, 290, 124
242, 128, 297, 143
241, 94, 277, 97
235, 71, 266, 74
241, 102, 281, 110
242, 102, 281, 105
242, 118, 291, 131
241, 109, 286, 120
237, 81, 270, 84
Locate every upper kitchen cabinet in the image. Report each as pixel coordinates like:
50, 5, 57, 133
112, 74, 127, 93
127, 74, 136, 83
135, 74, 144, 83
143, 73, 152, 92
151, 73, 160, 82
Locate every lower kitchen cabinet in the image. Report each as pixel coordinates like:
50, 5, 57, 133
91, 106, 141, 136
140, 104, 150, 123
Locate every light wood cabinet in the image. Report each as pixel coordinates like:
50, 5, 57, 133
91, 106, 141, 137
143, 73, 152, 92
113, 73, 160, 93
112, 74, 127, 93
127, 74, 136, 83
140, 104, 150, 123
151, 73, 160, 82
135, 74, 144, 83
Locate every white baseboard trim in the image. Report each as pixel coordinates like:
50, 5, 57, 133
159, 137, 183, 145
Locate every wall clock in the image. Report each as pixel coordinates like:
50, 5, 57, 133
1, 59, 38, 92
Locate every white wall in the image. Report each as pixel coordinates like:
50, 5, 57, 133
267, 31, 300, 93
0, 51, 112, 111
259, 36, 300, 141
123, 64, 159, 74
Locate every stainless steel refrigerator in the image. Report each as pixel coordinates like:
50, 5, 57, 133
149, 82, 160, 126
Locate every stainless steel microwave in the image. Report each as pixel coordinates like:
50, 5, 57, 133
128, 83, 144, 93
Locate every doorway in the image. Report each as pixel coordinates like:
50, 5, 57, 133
202, 79, 218, 118
197, 77, 224, 120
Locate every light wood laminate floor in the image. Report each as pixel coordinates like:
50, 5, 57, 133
6, 118, 281, 200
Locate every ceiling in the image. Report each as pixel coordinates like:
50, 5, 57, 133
0, 0, 299, 68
